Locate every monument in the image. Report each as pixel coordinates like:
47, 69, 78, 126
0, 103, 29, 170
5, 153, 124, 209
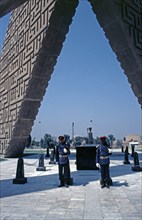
76, 127, 99, 170
87, 127, 94, 144
0, 0, 142, 157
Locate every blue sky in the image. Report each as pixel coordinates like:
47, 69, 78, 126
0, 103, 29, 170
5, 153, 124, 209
0, 0, 141, 141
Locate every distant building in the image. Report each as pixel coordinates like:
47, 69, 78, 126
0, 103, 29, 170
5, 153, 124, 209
124, 134, 142, 142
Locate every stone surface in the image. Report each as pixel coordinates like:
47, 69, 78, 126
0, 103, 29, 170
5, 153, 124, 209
0, 0, 79, 157
89, 0, 142, 106
0, 149, 142, 220
0, 0, 30, 17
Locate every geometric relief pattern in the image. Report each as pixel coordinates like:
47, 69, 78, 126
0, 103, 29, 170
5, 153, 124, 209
1, 0, 141, 156
0, 0, 55, 154
121, 0, 142, 56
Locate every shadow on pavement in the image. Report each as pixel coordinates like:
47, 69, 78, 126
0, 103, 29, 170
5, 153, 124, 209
0, 151, 142, 199
112, 180, 129, 187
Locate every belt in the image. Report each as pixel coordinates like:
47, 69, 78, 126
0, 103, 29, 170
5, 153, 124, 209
59, 155, 68, 157
100, 156, 108, 159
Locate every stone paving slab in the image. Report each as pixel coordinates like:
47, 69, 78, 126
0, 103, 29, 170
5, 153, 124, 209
0, 149, 142, 220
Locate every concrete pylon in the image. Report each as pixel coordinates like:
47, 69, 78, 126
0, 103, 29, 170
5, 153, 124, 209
36, 154, 46, 171
13, 157, 27, 184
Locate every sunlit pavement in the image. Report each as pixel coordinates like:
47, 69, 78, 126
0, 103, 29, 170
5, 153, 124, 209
0, 149, 142, 220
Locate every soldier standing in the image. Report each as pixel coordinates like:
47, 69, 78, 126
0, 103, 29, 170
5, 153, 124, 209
96, 136, 112, 188
56, 135, 71, 187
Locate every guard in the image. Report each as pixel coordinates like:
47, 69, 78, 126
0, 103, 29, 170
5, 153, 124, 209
96, 136, 112, 188
56, 135, 71, 187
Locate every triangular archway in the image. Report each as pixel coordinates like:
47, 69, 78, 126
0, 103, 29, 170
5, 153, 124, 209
0, 0, 141, 157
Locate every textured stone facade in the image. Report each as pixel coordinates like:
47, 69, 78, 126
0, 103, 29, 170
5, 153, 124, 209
0, 0, 30, 18
0, 0, 55, 156
89, 0, 142, 105
0, 0, 78, 157
0, 0, 141, 157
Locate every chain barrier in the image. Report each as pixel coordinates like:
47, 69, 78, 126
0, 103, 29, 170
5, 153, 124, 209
24, 160, 39, 166
23, 143, 46, 167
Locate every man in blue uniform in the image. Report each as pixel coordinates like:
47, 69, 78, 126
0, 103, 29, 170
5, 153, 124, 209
96, 136, 112, 188
56, 135, 71, 187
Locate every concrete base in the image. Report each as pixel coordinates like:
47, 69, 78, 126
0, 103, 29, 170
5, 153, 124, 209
132, 166, 142, 171
13, 177, 27, 184
76, 145, 98, 170
123, 161, 130, 164
36, 167, 46, 171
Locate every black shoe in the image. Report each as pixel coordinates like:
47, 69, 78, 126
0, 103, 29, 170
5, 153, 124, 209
58, 184, 65, 187
101, 184, 106, 188
106, 184, 110, 188
64, 183, 69, 188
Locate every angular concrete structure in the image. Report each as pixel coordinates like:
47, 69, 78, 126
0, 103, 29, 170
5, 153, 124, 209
0, 0, 30, 18
89, 0, 142, 106
0, 0, 141, 157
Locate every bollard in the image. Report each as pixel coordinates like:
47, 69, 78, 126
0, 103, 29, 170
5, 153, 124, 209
131, 144, 135, 157
132, 152, 142, 171
49, 149, 56, 164
13, 157, 27, 184
45, 147, 50, 158
123, 148, 130, 164
36, 154, 46, 171
125, 146, 129, 154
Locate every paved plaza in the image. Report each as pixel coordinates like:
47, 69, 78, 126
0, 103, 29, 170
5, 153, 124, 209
0, 149, 142, 220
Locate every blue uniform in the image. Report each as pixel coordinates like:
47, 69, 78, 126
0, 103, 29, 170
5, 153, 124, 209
96, 144, 111, 186
56, 143, 70, 184
96, 144, 110, 165
57, 144, 69, 165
